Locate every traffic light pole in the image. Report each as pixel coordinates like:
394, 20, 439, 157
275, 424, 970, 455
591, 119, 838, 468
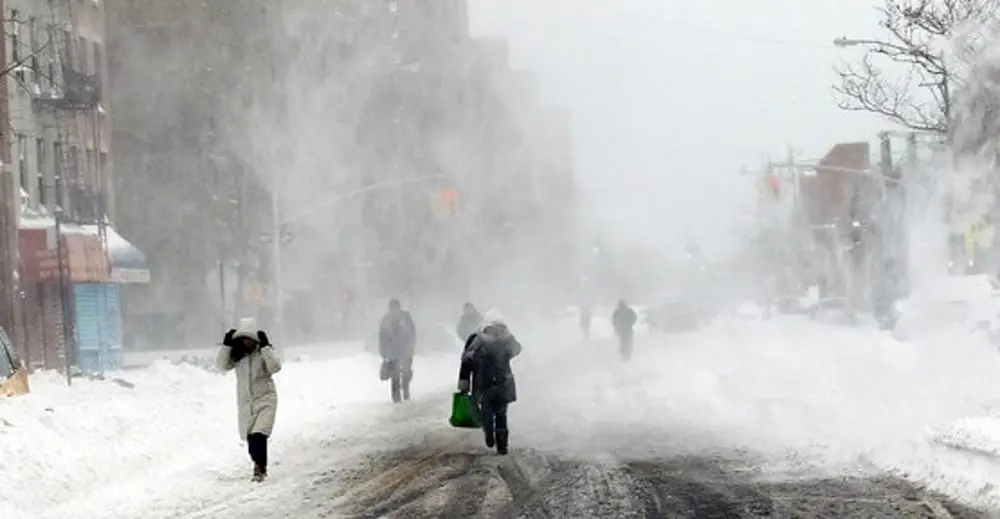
270, 173, 448, 346
270, 172, 284, 345
282, 174, 446, 225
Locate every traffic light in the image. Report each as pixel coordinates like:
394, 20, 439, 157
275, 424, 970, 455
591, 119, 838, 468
442, 188, 458, 214
766, 175, 780, 199
431, 188, 458, 217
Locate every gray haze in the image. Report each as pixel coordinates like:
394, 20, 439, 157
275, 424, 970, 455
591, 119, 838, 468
470, 0, 891, 254
104, 0, 959, 348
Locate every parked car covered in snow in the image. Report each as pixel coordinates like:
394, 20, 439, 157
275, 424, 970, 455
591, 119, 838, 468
893, 274, 1000, 340
0, 326, 28, 397
646, 294, 700, 333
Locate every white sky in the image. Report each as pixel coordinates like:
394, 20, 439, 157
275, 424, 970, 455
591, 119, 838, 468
468, 0, 892, 256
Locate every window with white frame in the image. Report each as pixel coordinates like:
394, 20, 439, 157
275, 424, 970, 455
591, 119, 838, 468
36, 138, 46, 207
16, 134, 27, 192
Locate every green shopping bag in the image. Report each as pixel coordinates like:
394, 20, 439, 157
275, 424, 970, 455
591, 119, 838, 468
449, 392, 481, 428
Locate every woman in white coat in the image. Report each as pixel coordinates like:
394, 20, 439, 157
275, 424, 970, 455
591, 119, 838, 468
216, 318, 282, 482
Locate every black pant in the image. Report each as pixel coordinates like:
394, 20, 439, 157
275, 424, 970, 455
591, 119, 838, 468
390, 357, 413, 402
479, 394, 508, 448
618, 332, 633, 360
247, 433, 268, 469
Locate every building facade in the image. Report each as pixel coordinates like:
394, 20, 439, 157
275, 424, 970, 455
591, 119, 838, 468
5, 0, 146, 372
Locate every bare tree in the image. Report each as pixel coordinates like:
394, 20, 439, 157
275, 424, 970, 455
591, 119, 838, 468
833, 0, 998, 135
2, 15, 56, 83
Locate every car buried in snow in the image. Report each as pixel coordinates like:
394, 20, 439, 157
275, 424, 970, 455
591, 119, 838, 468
0, 327, 29, 397
893, 274, 1000, 342
646, 294, 701, 333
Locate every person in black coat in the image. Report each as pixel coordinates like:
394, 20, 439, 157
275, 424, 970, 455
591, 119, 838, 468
457, 309, 522, 455
456, 302, 482, 343
612, 300, 638, 360
579, 305, 592, 341
378, 299, 417, 403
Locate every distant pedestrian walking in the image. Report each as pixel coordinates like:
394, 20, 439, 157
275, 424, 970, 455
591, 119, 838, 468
379, 299, 417, 403
612, 300, 637, 360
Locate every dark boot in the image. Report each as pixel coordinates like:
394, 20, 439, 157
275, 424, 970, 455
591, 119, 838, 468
401, 361, 413, 401
390, 375, 402, 403
248, 433, 269, 481
495, 429, 509, 455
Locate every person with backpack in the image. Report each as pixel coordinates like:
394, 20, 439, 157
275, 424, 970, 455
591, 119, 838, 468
378, 299, 417, 403
612, 300, 638, 360
457, 308, 522, 455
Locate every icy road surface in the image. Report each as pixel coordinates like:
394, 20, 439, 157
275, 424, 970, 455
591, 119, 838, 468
5, 316, 1000, 517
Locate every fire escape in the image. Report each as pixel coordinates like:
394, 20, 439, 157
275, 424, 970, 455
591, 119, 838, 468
31, 5, 106, 375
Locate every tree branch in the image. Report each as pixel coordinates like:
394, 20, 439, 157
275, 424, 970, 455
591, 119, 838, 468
833, 0, 997, 134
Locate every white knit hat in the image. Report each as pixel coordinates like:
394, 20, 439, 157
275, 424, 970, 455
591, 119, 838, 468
482, 308, 504, 326
232, 317, 259, 341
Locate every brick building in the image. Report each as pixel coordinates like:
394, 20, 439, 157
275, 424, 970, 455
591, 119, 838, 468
4, 0, 147, 371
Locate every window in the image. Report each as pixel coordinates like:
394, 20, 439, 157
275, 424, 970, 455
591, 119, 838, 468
28, 17, 38, 83
86, 149, 96, 185
68, 145, 80, 185
45, 25, 55, 87
52, 141, 63, 208
91, 41, 102, 79
15, 134, 26, 191
10, 10, 22, 82
77, 36, 88, 73
62, 29, 73, 70
35, 138, 46, 206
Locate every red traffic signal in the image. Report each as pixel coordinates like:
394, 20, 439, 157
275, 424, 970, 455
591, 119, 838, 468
766, 175, 780, 198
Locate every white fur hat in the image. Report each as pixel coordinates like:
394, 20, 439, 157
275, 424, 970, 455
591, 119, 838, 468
232, 317, 259, 341
482, 308, 504, 326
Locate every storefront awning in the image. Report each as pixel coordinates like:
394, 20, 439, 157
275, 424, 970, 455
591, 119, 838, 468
18, 217, 109, 284
82, 226, 150, 284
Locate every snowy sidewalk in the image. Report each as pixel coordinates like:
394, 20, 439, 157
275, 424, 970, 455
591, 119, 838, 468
3, 322, 584, 519
0, 351, 458, 519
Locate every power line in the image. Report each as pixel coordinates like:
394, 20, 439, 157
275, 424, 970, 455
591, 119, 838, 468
663, 20, 838, 51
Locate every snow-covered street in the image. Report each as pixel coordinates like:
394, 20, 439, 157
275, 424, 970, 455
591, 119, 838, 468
6, 316, 1000, 516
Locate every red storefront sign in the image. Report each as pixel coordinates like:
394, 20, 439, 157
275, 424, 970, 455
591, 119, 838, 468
18, 228, 109, 283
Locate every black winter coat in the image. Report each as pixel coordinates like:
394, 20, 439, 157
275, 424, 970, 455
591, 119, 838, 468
612, 305, 637, 337
379, 310, 416, 360
458, 323, 522, 404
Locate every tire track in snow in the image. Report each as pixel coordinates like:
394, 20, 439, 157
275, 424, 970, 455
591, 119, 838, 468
321, 446, 990, 518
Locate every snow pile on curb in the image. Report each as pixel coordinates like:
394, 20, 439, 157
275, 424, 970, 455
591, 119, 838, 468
0, 361, 229, 517
0, 351, 459, 519
928, 416, 1000, 457
514, 316, 1000, 504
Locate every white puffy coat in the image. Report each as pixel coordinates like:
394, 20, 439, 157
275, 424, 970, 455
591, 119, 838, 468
215, 345, 282, 439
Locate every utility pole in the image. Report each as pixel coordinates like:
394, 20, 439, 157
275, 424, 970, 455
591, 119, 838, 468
0, 0, 20, 360
270, 171, 283, 344
54, 172, 71, 385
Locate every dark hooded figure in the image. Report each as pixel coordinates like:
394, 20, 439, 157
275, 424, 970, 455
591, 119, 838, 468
457, 308, 522, 455
456, 302, 483, 343
612, 299, 638, 360
379, 299, 417, 403
579, 306, 592, 341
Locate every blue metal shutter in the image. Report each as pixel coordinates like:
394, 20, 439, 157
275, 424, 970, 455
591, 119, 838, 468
97, 283, 123, 371
73, 283, 101, 372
